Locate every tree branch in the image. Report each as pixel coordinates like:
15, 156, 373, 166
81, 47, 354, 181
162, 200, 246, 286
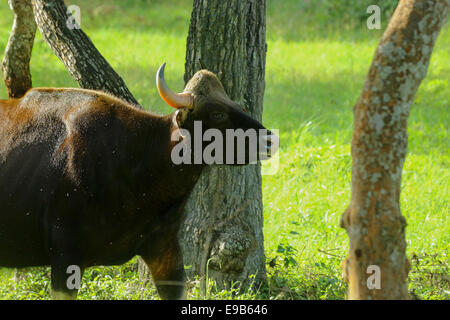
31, 0, 141, 107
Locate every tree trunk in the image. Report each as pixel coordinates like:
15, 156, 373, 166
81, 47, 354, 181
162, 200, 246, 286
179, 0, 267, 292
2, 0, 36, 98
30, 0, 140, 106
341, 0, 449, 300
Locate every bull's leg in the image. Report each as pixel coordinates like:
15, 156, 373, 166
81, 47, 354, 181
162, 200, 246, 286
46, 196, 87, 300
140, 238, 186, 300
48, 223, 84, 300
50, 257, 84, 300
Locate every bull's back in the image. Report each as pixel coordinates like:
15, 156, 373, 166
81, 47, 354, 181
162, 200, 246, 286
0, 88, 98, 266
0, 88, 153, 267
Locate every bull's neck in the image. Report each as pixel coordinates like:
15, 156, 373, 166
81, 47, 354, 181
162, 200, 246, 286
167, 111, 206, 173
137, 112, 204, 198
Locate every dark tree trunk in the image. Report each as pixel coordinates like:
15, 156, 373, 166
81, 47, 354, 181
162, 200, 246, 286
341, 0, 448, 300
2, 0, 36, 98
179, 0, 268, 292
31, 0, 140, 106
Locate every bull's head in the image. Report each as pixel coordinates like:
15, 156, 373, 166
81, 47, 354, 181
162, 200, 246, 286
156, 63, 279, 165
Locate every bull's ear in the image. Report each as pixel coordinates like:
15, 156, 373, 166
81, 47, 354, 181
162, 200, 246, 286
156, 63, 194, 110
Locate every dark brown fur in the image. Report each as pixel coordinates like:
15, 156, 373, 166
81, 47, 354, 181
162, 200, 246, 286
0, 71, 273, 299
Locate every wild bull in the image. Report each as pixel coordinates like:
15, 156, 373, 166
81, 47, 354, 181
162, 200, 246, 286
0, 63, 278, 299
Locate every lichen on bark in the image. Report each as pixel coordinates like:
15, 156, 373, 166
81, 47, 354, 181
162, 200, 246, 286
2, 0, 37, 98
341, 0, 449, 300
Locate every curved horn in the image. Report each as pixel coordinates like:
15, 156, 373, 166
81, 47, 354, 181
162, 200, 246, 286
156, 63, 193, 109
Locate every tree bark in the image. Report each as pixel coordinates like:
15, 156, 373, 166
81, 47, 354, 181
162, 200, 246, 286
2, 0, 36, 98
179, 0, 267, 291
30, 0, 140, 106
341, 0, 449, 300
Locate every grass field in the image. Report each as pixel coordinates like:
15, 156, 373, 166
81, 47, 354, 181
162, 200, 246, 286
0, 0, 448, 300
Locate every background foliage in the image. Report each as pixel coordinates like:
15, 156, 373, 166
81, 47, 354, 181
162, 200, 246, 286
0, 0, 448, 300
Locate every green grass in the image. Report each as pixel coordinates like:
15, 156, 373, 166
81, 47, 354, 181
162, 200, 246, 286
0, 0, 448, 300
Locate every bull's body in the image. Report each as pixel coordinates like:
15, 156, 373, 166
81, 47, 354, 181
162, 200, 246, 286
0, 88, 199, 298
0, 65, 276, 299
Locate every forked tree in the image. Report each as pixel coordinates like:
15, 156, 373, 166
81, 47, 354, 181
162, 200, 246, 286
341, 0, 448, 299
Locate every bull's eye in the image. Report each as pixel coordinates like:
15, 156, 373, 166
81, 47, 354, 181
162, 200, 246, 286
211, 112, 226, 121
